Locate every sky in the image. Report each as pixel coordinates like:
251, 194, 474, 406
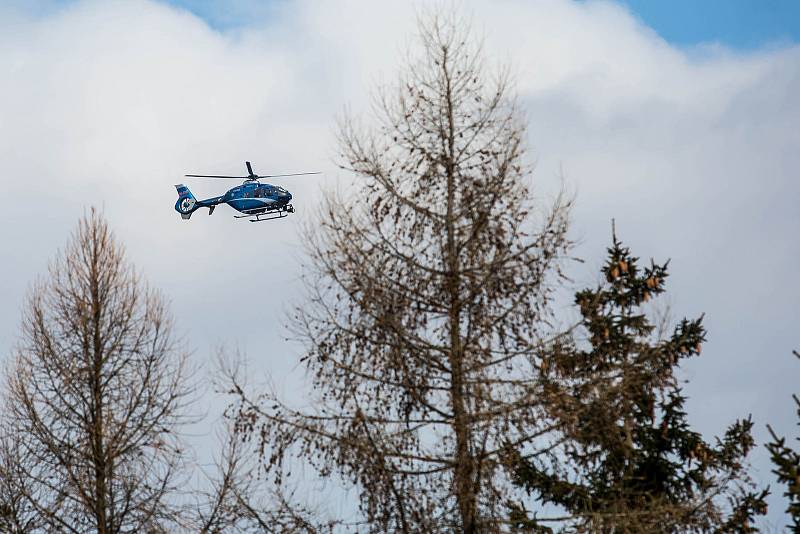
0, 0, 798, 528
622, 0, 800, 49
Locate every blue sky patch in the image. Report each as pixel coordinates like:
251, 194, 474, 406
6, 0, 800, 50
620, 0, 800, 49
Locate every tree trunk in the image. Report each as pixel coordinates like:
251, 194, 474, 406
90, 232, 108, 534
443, 44, 477, 533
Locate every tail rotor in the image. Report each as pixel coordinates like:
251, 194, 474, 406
174, 184, 197, 219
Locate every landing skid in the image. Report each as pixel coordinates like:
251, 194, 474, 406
234, 204, 295, 223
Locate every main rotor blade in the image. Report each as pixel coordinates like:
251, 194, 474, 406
246, 161, 254, 175
185, 174, 249, 179
256, 172, 321, 179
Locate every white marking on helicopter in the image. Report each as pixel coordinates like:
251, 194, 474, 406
230, 198, 277, 206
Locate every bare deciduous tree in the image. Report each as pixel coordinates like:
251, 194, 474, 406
4, 209, 193, 533
226, 12, 572, 533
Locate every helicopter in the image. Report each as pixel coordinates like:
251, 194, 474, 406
174, 161, 318, 222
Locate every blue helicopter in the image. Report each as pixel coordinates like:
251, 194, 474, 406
174, 161, 318, 222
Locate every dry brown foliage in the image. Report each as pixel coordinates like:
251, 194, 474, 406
225, 12, 573, 533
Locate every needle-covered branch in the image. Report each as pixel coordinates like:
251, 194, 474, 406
509, 232, 768, 533
766, 350, 800, 532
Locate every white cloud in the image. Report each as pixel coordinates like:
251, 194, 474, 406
0, 0, 797, 527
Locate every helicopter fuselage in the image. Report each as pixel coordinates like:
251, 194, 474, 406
222, 181, 292, 213
174, 180, 294, 222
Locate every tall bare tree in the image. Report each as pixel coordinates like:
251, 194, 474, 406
226, 12, 572, 532
4, 209, 193, 533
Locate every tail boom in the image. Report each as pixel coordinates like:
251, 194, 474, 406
174, 184, 223, 220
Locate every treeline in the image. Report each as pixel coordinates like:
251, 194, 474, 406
2, 12, 798, 534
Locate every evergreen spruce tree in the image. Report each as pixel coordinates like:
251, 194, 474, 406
766, 350, 800, 533
508, 230, 768, 533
